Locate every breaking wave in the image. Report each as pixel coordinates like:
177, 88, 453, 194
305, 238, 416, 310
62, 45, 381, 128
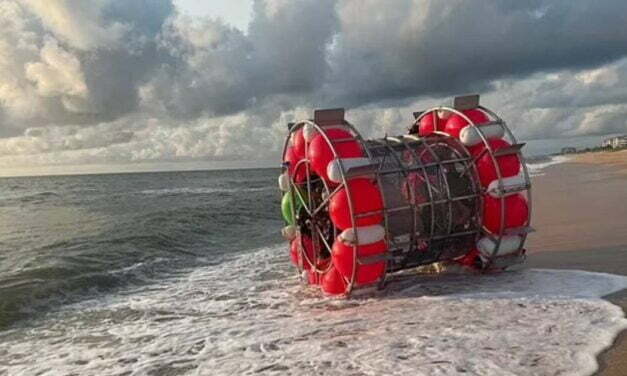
527, 155, 571, 177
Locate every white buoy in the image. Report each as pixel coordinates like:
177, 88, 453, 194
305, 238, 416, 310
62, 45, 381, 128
281, 225, 297, 240
459, 123, 504, 146
278, 172, 290, 192
486, 175, 526, 198
477, 235, 522, 257
326, 157, 372, 183
339, 225, 385, 246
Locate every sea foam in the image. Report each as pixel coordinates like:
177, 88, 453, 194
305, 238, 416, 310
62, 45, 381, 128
527, 155, 571, 177
2, 246, 626, 376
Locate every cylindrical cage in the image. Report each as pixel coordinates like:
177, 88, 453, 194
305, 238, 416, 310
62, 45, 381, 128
278, 95, 532, 297
362, 135, 482, 272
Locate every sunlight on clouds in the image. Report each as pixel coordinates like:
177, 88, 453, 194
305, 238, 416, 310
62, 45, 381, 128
576, 66, 620, 87
25, 38, 88, 99
21, 0, 127, 49
174, 0, 252, 31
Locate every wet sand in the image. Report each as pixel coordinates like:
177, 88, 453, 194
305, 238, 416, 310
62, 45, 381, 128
526, 152, 627, 376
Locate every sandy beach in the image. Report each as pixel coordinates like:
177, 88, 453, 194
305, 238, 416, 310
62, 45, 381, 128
572, 149, 627, 175
526, 150, 627, 376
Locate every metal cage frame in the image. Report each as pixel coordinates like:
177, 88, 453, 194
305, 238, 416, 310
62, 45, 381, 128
280, 95, 533, 297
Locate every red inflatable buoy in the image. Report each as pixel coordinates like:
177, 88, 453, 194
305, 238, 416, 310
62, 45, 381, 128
483, 193, 529, 234
308, 129, 363, 182
417, 111, 438, 136
308, 270, 319, 285
472, 139, 521, 187
329, 179, 384, 229
307, 259, 330, 285
321, 266, 347, 295
284, 146, 307, 183
290, 234, 315, 270
458, 248, 480, 268
444, 109, 489, 139
292, 129, 307, 159
290, 242, 299, 266
284, 146, 297, 175
332, 239, 386, 285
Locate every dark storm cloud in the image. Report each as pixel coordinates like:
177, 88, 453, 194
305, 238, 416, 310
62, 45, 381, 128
247, 0, 339, 95
326, 0, 627, 107
140, 0, 339, 119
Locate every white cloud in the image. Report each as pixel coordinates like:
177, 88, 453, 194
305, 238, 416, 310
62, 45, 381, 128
1, 0, 627, 170
25, 38, 88, 99
576, 67, 620, 87
21, 0, 127, 50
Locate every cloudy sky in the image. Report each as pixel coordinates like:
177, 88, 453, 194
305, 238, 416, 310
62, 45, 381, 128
1, 0, 626, 176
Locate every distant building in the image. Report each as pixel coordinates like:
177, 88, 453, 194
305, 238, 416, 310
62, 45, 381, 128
561, 147, 576, 154
602, 135, 627, 149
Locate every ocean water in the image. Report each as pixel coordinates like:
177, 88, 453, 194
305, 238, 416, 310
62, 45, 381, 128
0, 169, 282, 330
1, 161, 626, 376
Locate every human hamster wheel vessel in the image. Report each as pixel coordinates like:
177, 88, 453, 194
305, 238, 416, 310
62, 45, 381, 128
279, 95, 533, 296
